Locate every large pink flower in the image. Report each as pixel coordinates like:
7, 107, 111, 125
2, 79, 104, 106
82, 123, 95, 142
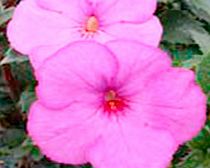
27, 41, 206, 168
7, 0, 161, 68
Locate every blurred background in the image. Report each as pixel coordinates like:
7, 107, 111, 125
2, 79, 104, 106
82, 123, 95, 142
0, 0, 210, 167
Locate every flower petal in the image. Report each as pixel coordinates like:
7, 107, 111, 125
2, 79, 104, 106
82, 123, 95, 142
7, 0, 80, 55
37, 0, 91, 19
139, 68, 207, 144
104, 16, 163, 47
35, 42, 117, 109
105, 40, 171, 95
29, 44, 66, 70
87, 121, 177, 168
27, 101, 106, 164
93, 0, 157, 23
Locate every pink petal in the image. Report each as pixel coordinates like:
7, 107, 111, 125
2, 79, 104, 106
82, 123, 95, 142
7, 0, 81, 55
139, 68, 207, 144
93, 0, 157, 23
29, 45, 66, 70
87, 121, 177, 168
27, 101, 106, 164
103, 16, 163, 47
37, 0, 91, 19
105, 40, 171, 95
35, 42, 117, 109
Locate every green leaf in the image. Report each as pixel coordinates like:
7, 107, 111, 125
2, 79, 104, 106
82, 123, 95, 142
173, 121, 210, 168
173, 150, 205, 168
158, 0, 170, 3
0, 67, 16, 115
0, 7, 14, 26
0, 156, 17, 168
1, 128, 25, 148
10, 60, 36, 89
81, 165, 92, 168
160, 42, 202, 68
184, 0, 210, 23
0, 1, 3, 12
182, 55, 203, 69
197, 53, 210, 103
160, 10, 207, 44
0, 33, 9, 52
188, 121, 210, 151
0, 49, 29, 65
188, 30, 210, 55
18, 88, 36, 113
31, 147, 43, 161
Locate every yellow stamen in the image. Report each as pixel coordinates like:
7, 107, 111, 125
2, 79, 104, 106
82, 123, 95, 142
86, 16, 99, 33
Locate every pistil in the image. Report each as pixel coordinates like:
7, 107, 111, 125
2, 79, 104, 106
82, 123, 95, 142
104, 90, 127, 113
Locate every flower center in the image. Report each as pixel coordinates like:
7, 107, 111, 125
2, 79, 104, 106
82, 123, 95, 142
104, 90, 127, 113
85, 16, 99, 33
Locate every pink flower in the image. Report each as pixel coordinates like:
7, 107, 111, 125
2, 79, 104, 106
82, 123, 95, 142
27, 41, 206, 167
7, 0, 162, 68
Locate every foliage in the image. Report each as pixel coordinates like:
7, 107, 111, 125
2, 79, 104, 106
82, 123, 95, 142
0, 0, 210, 167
